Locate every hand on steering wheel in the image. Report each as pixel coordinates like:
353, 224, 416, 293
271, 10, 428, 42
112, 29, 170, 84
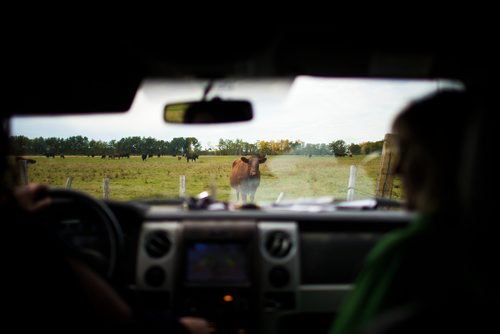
44, 188, 124, 279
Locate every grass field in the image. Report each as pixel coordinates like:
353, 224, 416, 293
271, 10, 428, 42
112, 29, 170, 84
19, 155, 403, 202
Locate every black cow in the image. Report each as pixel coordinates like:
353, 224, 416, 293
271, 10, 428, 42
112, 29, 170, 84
45, 152, 55, 158
141, 154, 147, 161
60, 154, 65, 159
186, 153, 199, 162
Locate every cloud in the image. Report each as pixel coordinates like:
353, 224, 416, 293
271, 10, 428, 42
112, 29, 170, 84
11, 77, 450, 147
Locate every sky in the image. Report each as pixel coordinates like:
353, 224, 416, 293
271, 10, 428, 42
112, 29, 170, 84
11, 76, 459, 149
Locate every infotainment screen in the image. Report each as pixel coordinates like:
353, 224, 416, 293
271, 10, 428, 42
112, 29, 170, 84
185, 242, 249, 285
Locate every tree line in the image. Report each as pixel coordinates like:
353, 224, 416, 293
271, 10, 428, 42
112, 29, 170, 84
9, 136, 384, 156
9, 136, 201, 156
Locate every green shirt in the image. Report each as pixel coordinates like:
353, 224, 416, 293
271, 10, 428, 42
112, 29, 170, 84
328, 214, 434, 334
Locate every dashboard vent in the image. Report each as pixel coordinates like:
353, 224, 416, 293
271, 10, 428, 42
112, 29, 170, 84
265, 231, 292, 258
145, 230, 171, 258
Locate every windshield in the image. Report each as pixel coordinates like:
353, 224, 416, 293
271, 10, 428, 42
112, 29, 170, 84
10, 77, 462, 206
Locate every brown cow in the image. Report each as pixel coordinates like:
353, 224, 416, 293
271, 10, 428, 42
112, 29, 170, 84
230, 155, 267, 203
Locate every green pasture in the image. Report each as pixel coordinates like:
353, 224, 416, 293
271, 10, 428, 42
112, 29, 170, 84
20, 155, 402, 202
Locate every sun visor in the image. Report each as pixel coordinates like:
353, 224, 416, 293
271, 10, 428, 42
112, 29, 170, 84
4, 37, 143, 116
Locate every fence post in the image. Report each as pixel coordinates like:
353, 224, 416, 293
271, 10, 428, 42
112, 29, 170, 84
210, 178, 217, 200
376, 133, 397, 198
66, 177, 73, 189
347, 165, 357, 201
18, 160, 29, 185
276, 192, 285, 204
103, 178, 110, 200
179, 175, 186, 198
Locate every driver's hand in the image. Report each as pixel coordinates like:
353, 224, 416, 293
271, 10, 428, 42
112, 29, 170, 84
14, 183, 51, 212
179, 317, 211, 334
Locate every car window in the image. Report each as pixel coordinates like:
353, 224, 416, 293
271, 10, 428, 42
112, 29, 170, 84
10, 77, 463, 206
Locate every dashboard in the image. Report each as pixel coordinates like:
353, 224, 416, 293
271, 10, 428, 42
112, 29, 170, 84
46, 192, 411, 333
31, 190, 413, 333
126, 205, 412, 333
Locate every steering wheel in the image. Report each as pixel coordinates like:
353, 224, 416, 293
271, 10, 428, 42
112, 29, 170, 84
45, 189, 124, 279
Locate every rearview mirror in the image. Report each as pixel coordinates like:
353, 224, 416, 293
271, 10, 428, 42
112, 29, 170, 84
164, 99, 253, 124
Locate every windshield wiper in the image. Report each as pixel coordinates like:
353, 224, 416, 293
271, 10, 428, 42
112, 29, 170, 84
268, 197, 402, 212
334, 198, 402, 210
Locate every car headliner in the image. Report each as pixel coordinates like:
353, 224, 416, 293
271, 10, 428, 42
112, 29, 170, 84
4, 25, 496, 116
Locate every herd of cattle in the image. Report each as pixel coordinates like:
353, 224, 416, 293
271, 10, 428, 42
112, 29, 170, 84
35, 153, 268, 203
37, 153, 354, 202
44, 152, 200, 162
39, 152, 268, 202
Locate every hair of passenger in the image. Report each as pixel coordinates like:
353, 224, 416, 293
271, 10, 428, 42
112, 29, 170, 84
392, 89, 472, 213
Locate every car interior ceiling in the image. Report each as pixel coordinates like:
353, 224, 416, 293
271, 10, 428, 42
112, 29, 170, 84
3, 27, 496, 334
5, 27, 495, 115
